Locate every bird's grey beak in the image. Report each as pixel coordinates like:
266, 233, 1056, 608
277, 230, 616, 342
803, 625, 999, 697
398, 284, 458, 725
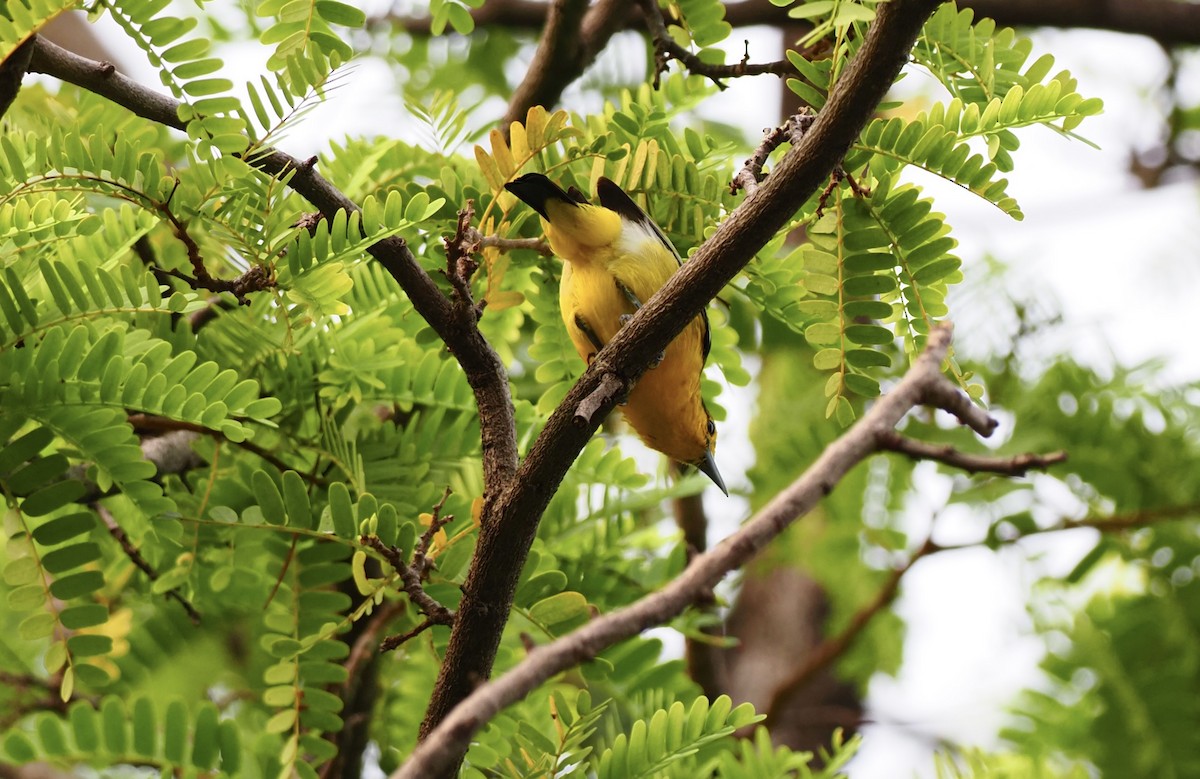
698, 452, 728, 496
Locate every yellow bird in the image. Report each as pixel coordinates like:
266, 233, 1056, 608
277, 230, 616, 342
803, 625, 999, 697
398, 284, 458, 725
505, 173, 726, 495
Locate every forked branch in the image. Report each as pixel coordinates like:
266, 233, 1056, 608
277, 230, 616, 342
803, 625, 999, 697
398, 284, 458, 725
392, 323, 1050, 778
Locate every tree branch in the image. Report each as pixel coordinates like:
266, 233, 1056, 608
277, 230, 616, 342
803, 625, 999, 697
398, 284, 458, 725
394, 321, 976, 778
500, 0, 633, 133
415, 1, 945, 769
364, 536, 456, 629
637, 0, 793, 89
763, 500, 1200, 721
322, 601, 404, 779
764, 537, 937, 726
670, 464, 724, 699
390, 0, 1200, 47
0, 37, 34, 120
96, 504, 203, 625
27, 35, 520, 502
877, 431, 1068, 476
730, 112, 814, 197
501, 0, 587, 128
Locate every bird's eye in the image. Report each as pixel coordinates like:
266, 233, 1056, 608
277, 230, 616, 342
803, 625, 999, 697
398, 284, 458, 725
706, 419, 716, 436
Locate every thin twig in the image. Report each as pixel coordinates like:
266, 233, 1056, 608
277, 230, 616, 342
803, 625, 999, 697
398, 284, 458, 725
638, 0, 793, 90
877, 432, 1069, 476
126, 414, 322, 485
415, 486, 455, 577
97, 505, 201, 624
815, 163, 872, 219
475, 231, 553, 256
730, 112, 814, 197
363, 536, 456, 635
381, 619, 438, 652
764, 537, 937, 725
762, 499, 1200, 720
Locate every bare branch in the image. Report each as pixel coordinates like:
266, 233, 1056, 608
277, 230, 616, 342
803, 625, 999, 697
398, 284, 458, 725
381, 619, 438, 652
0, 37, 34, 120
500, 0, 633, 133
443, 202, 483, 321
475, 231, 553, 256
363, 536, 456, 633
637, 0, 793, 89
762, 500, 1200, 718
389, 0, 1200, 48
415, 487, 455, 576
670, 464, 724, 699
920, 379, 998, 437
323, 600, 405, 779
572, 373, 624, 427
730, 112, 814, 197
878, 432, 1068, 476
502, 0, 587, 127
125, 415, 315, 484
392, 321, 980, 778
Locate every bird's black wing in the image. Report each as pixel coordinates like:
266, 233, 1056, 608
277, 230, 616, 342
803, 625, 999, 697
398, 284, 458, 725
595, 177, 711, 362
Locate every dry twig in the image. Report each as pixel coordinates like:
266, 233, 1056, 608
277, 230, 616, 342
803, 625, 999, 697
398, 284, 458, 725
730, 112, 814, 197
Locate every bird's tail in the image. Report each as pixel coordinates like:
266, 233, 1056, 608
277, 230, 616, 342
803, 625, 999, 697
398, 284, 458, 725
505, 173, 586, 219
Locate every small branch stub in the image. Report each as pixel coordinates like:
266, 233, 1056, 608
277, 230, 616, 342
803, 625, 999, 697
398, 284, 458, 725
573, 373, 625, 427
444, 201, 484, 321
730, 111, 815, 197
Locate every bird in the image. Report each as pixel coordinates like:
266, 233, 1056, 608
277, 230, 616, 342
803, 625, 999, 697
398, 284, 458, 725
504, 172, 727, 495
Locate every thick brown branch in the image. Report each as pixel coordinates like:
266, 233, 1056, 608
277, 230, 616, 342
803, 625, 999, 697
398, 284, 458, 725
394, 320, 965, 778
500, 0, 632, 132
0, 37, 35, 120
415, 2, 945, 770
392, 0, 1200, 47
501, 0, 587, 127
27, 35, 519, 501
878, 432, 1068, 476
